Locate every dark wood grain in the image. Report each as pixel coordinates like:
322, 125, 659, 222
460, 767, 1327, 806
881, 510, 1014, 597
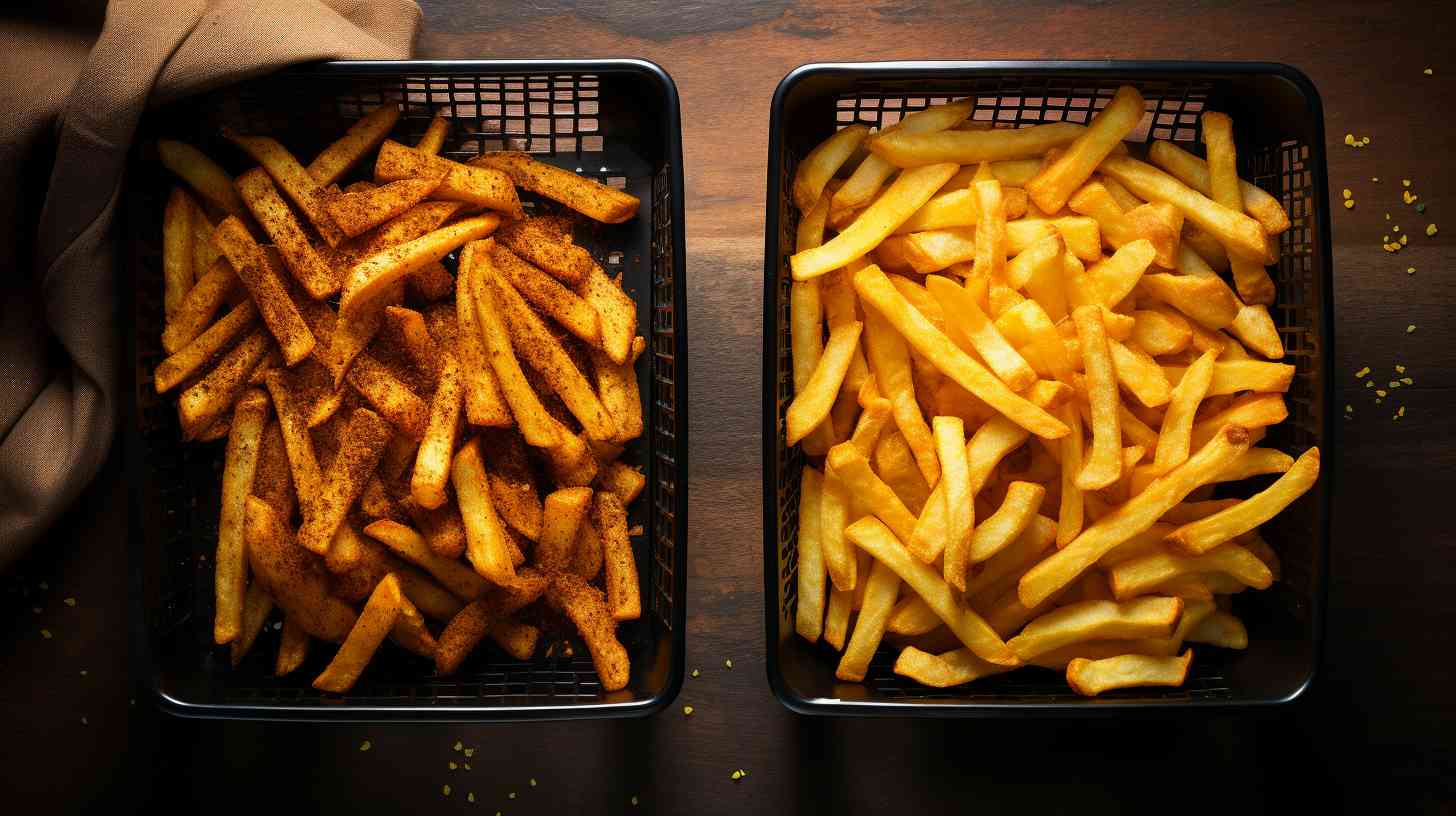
5, 0, 1456, 812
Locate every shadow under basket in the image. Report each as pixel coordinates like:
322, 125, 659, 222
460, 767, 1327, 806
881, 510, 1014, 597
762, 61, 1333, 715
127, 59, 687, 721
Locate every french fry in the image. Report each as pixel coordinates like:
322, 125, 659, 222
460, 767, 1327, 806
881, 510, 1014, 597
547, 572, 631, 691
835, 101, 973, 213
252, 419, 296, 520
177, 329, 271, 439
364, 518, 489, 601
590, 491, 640, 622
826, 442, 919, 547
1200, 112, 1277, 305
846, 517, 1017, 665
383, 305, 444, 388
893, 646, 1012, 687
1154, 349, 1217, 471
1018, 424, 1252, 608
933, 416, 974, 591
154, 300, 257, 393
824, 587, 853, 651
1007, 596, 1182, 660
157, 140, 247, 219
326, 178, 439, 238
275, 617, 310, 676
1138, 272, 1240, 330
215, 390, 271, 644
307, 105, 401, 186
452, 252, 514, 427
1165, 447, 1319, 555
1098, 155, 1268, 263
972, 179, 1008, 278
490, 243, 601, 346
346, 352, 429, 440
1005, 235, 1068, 320
874, 432, 932, 514
1188, 611, 1249, 649
414, 113, 449, 154
313, 573, 403, 693
795, 467, 827, 642
862, 306, 939, 487
1189, 393, 1287, 450
869, 121, 1087, 167
1181, 222, 1231, 271
473, 151, 639, 223
1147, 139, 1290, 234
535, 487, 593, 573
969, 481, 1046, 563
793, 124, 872, 212
592, 340, 645, 445
396, 568, 466, 623
163, 187, 196, 316
451, 437, 516, 585
820, 464, 857, 593
1085, 239, 1156, 308
597, 461, 646, 507
1073, 306, 1123, 490
377, 141, 523, 216
212, 215, 315, 364
791, 163, 959, 281
339, 214, 500, 323
244, 497, 356, 641
262, 369, 324, 506
162, 257, 240, 354
893, 185, 1029, 235
296, 407, 391, 555
410, 352, 463, 509
226, 132, 346, 247
1160, 359, 1294, 397
1109, 542, 1273, 599
496, 217, 593, 286
836, 558, 901, 682
1027, 86, 1145, 214
1229, 304, 1285, 360
1108, 338, 1172, 408
1066, 649, 1193, 696
886, 596, 941, 637
1216, 447, 1295, 482
855, 266, 1069, 439
1057, 404, 1086, 547
786, 322, 864, 446
572, 518, 605, 581
1131, 308, 1193, 357
576, 262, 638, 365
228, 582, 274, 666
924, 275, 1036, 392
433, 598, 493, 676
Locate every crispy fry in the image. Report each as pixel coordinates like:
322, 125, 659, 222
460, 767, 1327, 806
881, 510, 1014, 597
433, 598, 493, 676
1131, 308, 1192, 357
893, 645, 1012, 687
1109, 542, 1273, 599
307, 105, 401, 186
1228, 304, 1284, 360
1073, 306, 1123, 490
274, 617, 310, 676
364, 518, 489, 600
490, 617, 541, 660
1166, 447, 1319, 555
794, 467, 827, 642
163, 187, 196, 316
1189, 393, 1287, 450
870, 121, 1087, 167
244, 497, 356, 641
215, 390, 270, 644
894, 185, 1030, 235
592, 340, 645, 445
396, 568, 465, 622
1066, 649, 1193, 696
836, 102, 972, 213
1188, 611, 1248, 649
819, 463, 857, 594
925, 275, 1036, 392
491, 242, 601, 346
1027, 86, 1145, 213
836, 558, 901, 682
969, 481, 1045, 563
1152, 349, 1217, 472
162, 257, 240, 354
496, 217, 594, 286
228, 582, 273, 666
377, 141, 522, 216
592, 488, 639, 616
297, 407, 391, 555
415, 113, 449, 155
1200, 112, 1277, 305
1138, 272, 1240, 330
346, 352, 429, 440
793, 124, 872, 212
451, 437, 516, 585
577, 263, 638, 367
826, 442, 919, 546
452, 252, 514, 427
474, 151, 639, 223
157, 140, 247, 219
313, 573, 402, 693
339, 214, 500, 323
547, 572, 631, 691
154, 299, 257, 393
177, 329, 271, 439
212, 215, 316, 364
1147, 139, 1289, 234
327, 177, 439, 238
262, 368, 325, 507
933, 416, 974, 590
1018, 424, 1252, 608
787, 321, 864, 446
862, 305, 940, 487
1098, 155, 1267, 263
535, 487, 593, 573
972, 179, 1008, 278
597, 461, 646, 507
410, 352, 463, 509
227, 132, 346, 246
1008, 596, 1182, 660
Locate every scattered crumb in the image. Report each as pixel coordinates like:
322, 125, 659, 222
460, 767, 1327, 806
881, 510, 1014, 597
1389, 381, 1400, 389
1372, 177, 1380, 182
443, 784, 451, 797
731, 770, 743, 781
683, 705, 695, 716
1403, 191, 1419, 204
360, 740, 371, 752
1344, 404, 1353, 413
468, 792, 475, 803
1408, 267, 1416, 274
449, 762, 458, 770
40, 581, 48, 590
80, 670, 87, 677
464, 747, 475, 758
64, 597, 76, 607
632, 796, 640, 806
1401, 377, 1414, 385
1416, 203, 1427, 213
1425, 68, 1434, 75
81, 716, 88, 726
509, 792, 517, 800
1393, 225, 1401, 233
1376, 389, 1388, 398
1365, 380, 1374, 388
530, 779, 537, 787
41, 629, 52, 639
454, 741, 463, 752
1403, 179, 1412, 188
1355, 366, 1370, 378
1344, 133, 1354, 145
1426, 224, 1439, 236
1341, 188, 1352, 200
1400, 234, 1409, 245
1343, 200, 1354, 210
1399, 406, 1407, 417
1396, 365, 1407, 373
31, 606, 40, 614
463, 763, 471, 771
1407, 324, 1418, 333
691, 669, 700, 678
724, 659, 734, 669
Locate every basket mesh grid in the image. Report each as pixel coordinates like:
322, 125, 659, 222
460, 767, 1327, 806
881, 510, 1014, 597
774, 75, 1324, 703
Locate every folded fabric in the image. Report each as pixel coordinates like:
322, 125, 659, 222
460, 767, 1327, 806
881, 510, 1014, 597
0, 0, 421, 570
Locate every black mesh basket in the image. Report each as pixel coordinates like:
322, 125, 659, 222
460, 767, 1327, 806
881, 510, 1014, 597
762, 61, 1333, 714
126, 59, 687, 721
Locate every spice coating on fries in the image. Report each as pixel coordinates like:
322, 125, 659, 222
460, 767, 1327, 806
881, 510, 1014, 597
783, 93, 1315, 696
154, 104, 649, 695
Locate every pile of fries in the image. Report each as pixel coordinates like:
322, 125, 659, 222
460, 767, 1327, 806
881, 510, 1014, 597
785, 88, 1320, 696
153, 105, 649, 693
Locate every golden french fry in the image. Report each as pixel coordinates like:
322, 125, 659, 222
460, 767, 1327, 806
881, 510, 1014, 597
836, 101, 973, 213
875, 431, 932, 514
893, 185, 1029, 234
789, 236, 826, 452
1005, 234, 1067, 319
226, 132, 346, 247
592, 340, 645, 445
1018, 423, 1252, 609
547, 572, 630, 691
1166, 447, 1319, 555
473, 151, 638, 223
893, 646, 1012, 687
869, 121, 1087, 167
1098, 155, 1267, 263
496, 217, 593, 286
244, 497, 356, 642
862, 306, 939, 486
795, 467, 826, 643
1138, 272, 1240, 330
572, 518, 605, 581
925, 275, 1036, 392
596, 462, 645, 508
313, 573, 402, 693
1056, 403, 1086, 547
346, 352, 429, 440
787, 322, 864, 446
475, 429, 543, 541
212, 215, 315, 364
1066, 649, 1193, 696
326, 178, 439, 238
415, 113, 449, 155
1181, 222, 1231, 271
490, 616, 541, 660
410, 352, 463, 510
340, 215, 500, 325
933, 416, 974, 589
1085, 239, 1155, 308
177, 329, 271, 440
364, 518, 489, 601
836, 558, 901, 682
855, 265, 1068, 439
970, 481, 1045, 563
215, 389, 271, 645
297, 407, 391, 554
1161, 359, 1295, 397
887, 596, 941, 637
1108, 338, 1171, 408
846, 516, 1017, 665
275, 616, 310, 676
491, 242, 601, 346
449, 254, 514, 427
791, 163, 959, 281
972, 179, 1007, 278
820, 465, 856, 593
377, 141, 523, 216
433, 599, 493, 675
824, 587, 853, 651
262, 369, 324, 507
1229, 304, 1285, 360
1072, 306, 1122, 490
307, 105, 401, 186
535, 487, 593, 573
158, 140, 247, 219
826, 442, 918, 545
576, 262, 638, 365
383, 305, 444, 388
162, 257, 240, 355
793, 124, 872, 212
1027, 86, 1145, 214
1189, 393, 1287, 450
1109, 542, 1273, 599
1154, 349, 1217, 470
1131, 308, 1193, 357
163, 187, 196, 317
1188, 611, 1248, 649
1007, 596, 1182, 660
1147, 139, 1289, 234
1217, 447, 1294, 482
451, 437, 517, 585
592, 491, 640, 622
154, 299, 257, 393
388, 591, 437, 658
1201, 112, 1277, 305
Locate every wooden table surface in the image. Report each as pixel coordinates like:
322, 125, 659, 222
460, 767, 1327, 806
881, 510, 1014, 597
5, 1, 1456, 812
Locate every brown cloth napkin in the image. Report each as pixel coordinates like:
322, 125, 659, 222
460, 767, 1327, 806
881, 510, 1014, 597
0, 0, 420, 570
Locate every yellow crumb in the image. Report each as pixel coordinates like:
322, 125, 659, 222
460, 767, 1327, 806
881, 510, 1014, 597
1344, 133, 1355, 145
359, 740, 371, 752
1426, 223, 1439, 236
683, 705, 695, 716
1396, 365, 1407, 373
1343, 200, 1354, 210
1355, 366, 1370, 378
1376, 389, 1387, 397
1403, 179, 1412, 187
1407, 324, 1418, 333
40, 629, 52, 639
1341, 188, 1352, 199
443, 785, 452, 797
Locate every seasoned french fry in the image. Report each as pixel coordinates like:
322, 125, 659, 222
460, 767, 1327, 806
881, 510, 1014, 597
275, 617, 310, 676
346, 352, 429, 440
327, 178, 439, 238
154, 299, 257, 393
215, 390, 271, 644
377, 141, 523, 216
547, 572, 631, 691
226, 131, 346, 248
410, 352, 463, 509
1147, 139, 1290, 234
870, 121, 1087, 167
228, 582, 274, 666
158, 140, 247, 219
1166, 447, 1319, 555
534, 487, 593, 573
212, 215, 316, 364
313, 573, 402, 693
933, 416, 974, 590
163, 187, 196, 316
474, 151, 639, 223
1018, 424, 1252, 608
396, 568, 465, 622
451, 437, 516, 585
163, 257, 240, 354
1066, 649, 1193, 696
496, 217, 594, 285
576, 262, 638, 365
339, 215, 500, 324
364, 518, 489, 601
793, 124, 872, 212
597, 461, 646, 507
452, 252, 514, 427
307, 105, 401, 186
589, 491, 640, 622
297, 407, 391, 555
415, 113, 449, 155
1027, 86, 1145, 214
491, 242, 601, 346
177, 329, 271, 439
244, 497, 356, 641
592, 340, 645, 445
